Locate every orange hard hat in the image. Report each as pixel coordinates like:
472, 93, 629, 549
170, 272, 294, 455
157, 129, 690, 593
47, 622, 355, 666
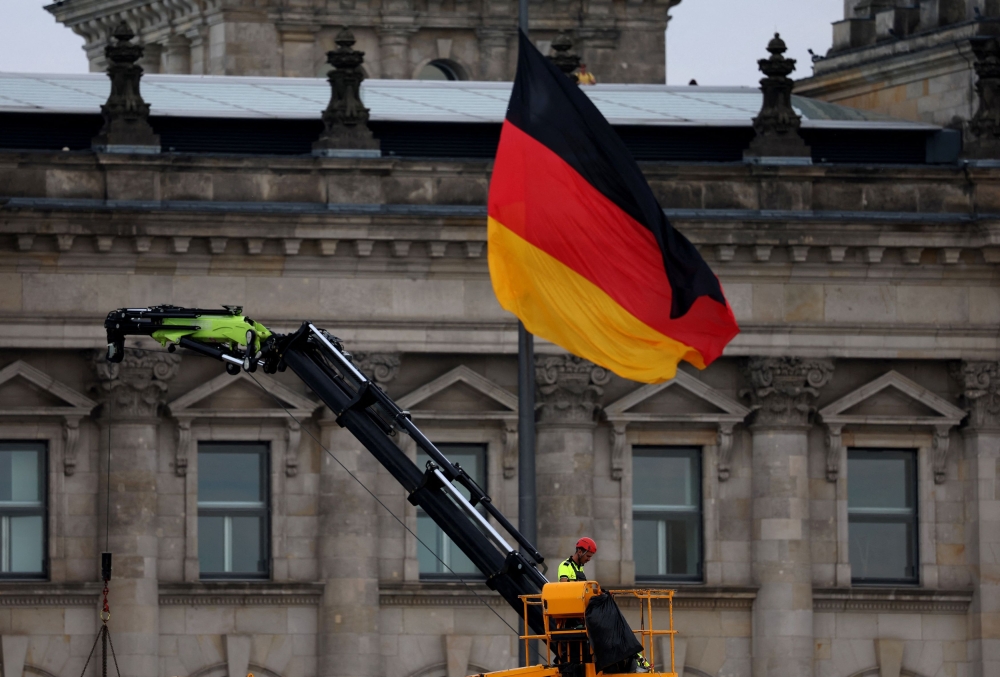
576, 537, 597, 554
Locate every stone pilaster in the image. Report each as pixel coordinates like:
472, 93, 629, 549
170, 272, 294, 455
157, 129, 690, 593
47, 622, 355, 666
476, 27, 513, 81
742, 356, 833, 677
534, 355, 609, 570
954, 361, 1000, 677
319, 410, 381, 677
93, 348, 180, 677
163, 34, 191, 74
377, 26, 417, 79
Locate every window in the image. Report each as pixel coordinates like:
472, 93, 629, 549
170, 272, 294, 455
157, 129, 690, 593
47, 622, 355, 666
848, 448, 918, 584
416, 443, 486, 577
632, 447, 702, 581
198, 443, 269, 579
417, 60, 462, 81
0, 442, 45, 577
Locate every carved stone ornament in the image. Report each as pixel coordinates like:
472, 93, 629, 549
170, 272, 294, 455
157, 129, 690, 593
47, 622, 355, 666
63, 416, 82, 476
313, 26, 381, 155
285, 420, 302, 477
352, 352, 400, 384
744, 33, 811, 160
741, 356, 834, 428
952, 360, 1000, 430
93, 348, 180, 419
175, 418, 192, 476
91, 21, 160, 153
824, 423, 843, 483
716, 423, 736, 481
966, 38, 1000, 159
609, 422, 627, 481
932, 425, 951, 484
502, 420, 517, 479
536, 355, 610, 424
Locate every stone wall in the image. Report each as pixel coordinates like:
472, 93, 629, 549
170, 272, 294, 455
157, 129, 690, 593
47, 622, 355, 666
0, 148, 998, 677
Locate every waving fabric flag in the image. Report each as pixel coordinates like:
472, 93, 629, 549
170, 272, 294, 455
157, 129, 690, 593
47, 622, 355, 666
487, 32, 740, 384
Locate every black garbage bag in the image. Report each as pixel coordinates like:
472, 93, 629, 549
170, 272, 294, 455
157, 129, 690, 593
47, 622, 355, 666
585, 592, 644, 673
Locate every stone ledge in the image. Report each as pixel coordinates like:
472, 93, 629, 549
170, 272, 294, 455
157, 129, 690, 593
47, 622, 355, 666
812, 587, 974, 614
0, 582, 102, 606
158, 581, 324, 606
379, 583, 758, 610
609, 586, 757, 610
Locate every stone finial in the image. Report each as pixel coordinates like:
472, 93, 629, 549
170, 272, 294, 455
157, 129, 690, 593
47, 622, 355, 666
313, 26, 381, 157
741, 356, 834, 428
93, 348, 180, 419
965, 38, 1000, 160
91, 21, 161, 154
535, 355, 611, 424
951, 361, 1000, 430
744, 33, 811, 163
549, 32, 581, 80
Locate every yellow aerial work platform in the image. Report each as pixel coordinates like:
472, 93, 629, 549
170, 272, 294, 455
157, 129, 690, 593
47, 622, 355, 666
469, 581, 677, 677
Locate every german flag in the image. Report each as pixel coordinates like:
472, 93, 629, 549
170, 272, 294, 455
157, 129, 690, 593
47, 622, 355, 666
487, 32, 740, 383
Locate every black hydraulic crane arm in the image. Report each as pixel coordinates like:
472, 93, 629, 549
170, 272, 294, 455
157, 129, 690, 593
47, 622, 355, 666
104, 306, 548, 635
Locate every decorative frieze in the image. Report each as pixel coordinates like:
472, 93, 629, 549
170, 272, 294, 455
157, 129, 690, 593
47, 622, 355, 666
953, 360, 1000, 430
536, 355, 610, 424
812, 587, 973, 614
159, 582, 323, 606
741, 356, 834, 428
93, 348, 180, 419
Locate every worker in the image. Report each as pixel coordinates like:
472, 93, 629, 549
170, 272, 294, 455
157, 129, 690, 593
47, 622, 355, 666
558, 537, 596, 581
559, 538, 652, 673
576, 63, 597, 85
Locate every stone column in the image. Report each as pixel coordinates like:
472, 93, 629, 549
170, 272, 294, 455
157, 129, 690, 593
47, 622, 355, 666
377, 27, 417, 79
476, 27, 513, 81
954, 361, 1000, 677
318, 410, 381, 677
163, 34, 191, 74
742, 357, 833, 677
535, 356, 608, 568
93, 349, 180, 677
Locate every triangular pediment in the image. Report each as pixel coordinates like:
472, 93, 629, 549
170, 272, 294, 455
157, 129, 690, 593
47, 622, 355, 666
0, 360, 96, 415
604, 370, 749, 424
396, 366, 517, 420
819, 370, 965, 425
168, 370, 319, 419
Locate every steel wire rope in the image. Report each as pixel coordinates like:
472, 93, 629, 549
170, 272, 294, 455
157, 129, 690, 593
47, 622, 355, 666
118, 342, 546, 663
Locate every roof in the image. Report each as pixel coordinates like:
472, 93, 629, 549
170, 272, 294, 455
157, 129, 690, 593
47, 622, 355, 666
0, 72, 938, 130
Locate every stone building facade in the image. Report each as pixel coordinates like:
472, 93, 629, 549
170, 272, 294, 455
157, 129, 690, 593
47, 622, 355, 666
43, 0, 678, 82
0, 140, 999, 677
796, 0, 1000, 125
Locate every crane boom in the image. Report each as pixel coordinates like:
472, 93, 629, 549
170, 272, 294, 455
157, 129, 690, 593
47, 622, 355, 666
104, 305, 548, 635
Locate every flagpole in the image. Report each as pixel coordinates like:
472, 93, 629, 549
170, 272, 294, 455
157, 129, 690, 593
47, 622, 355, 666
516, 1, 536, 668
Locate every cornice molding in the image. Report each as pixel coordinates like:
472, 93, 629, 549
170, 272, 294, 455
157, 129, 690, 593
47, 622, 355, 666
158, 582, 324, 606
812, 587, 973, 614
0, 583, 102, 606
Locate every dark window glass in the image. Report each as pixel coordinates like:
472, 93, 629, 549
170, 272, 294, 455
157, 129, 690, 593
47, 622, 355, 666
198, 443, 269, 579
848, 449, 918, 584
416, 444, 486, 578
0, 442, 46, 577
633, 447, 702, 581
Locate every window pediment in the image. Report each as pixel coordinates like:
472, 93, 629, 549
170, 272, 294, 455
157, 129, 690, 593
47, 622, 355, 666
0, 360, 96, 417
168, 370, 319, 420
397, 365, 517, 422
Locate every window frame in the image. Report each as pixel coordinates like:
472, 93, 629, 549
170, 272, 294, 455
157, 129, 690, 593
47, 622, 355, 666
196, 441, 271, 581
0, 441, 48, 580
415, 442, 489, 581
631, 445, 704, 584
847, 447, 920, 586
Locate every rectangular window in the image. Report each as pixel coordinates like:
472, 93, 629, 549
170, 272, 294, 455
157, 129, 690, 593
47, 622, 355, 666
848, 448, 918, 584
198, 442, 269, 579
0, 442, 46, 578
416, 443, 486, 578
633, 446, 702, 582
